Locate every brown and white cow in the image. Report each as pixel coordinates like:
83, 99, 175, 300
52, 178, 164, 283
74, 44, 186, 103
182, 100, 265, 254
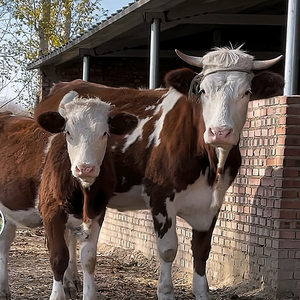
34, 46, 283, 300
0, 93, 137, 300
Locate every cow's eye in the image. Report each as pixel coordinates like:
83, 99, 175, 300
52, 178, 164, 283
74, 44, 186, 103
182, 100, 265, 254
245, 89, 252, 96
64, 130, 73, 140
101, 132, 109, 139
200, 89, 206, 95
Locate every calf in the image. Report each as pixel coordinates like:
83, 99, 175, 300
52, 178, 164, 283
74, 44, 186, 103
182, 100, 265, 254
0, 92, 137, 300
34, 46, 283, 300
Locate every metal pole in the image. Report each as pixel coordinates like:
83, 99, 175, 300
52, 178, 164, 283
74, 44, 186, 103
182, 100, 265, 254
82, 56, 90, 81
149, 18, 160, 89
284, 0, 300, 95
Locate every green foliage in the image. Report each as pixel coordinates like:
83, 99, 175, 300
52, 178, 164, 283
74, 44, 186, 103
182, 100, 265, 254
12, 0, 107, 56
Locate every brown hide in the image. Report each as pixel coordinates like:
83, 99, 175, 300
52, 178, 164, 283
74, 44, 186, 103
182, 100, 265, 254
251, 71, 284, 100
38, 134, 116, 225
34, 79, 166, 120
0, 115, 49, 211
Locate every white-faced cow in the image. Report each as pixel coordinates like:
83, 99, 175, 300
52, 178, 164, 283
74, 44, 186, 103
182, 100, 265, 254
0, 93, 137, 300
34, 46, 283, 300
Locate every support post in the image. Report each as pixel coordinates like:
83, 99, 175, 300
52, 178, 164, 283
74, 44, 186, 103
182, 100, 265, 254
284, 0, 300, 95
82, 56, 90, 81
149, 18, 160, 89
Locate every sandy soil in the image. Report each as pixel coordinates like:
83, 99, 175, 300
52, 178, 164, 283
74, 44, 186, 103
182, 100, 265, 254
7, 229, 295, 300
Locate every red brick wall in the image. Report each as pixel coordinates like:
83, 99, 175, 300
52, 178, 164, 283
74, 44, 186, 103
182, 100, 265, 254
99, 95, 300, 298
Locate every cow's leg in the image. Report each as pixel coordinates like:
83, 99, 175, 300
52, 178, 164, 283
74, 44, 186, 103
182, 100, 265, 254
0, 220, 16, 300
63, 229, 81, 298
79, 214, 104, 300
45, 215, 69, 300
153, 208, 178, 300
191, 218, 217, 300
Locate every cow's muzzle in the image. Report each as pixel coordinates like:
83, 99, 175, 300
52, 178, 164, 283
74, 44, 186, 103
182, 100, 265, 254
206, 127, 234, 145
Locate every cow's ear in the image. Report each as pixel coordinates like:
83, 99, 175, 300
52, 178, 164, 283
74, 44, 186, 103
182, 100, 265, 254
251, 71, 284, 100
109, 113, 138, 135
37, 111, 66, 133
164, 68, 197, 95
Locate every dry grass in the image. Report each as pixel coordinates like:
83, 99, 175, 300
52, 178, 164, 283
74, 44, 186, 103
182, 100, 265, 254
7, 229, 294, 300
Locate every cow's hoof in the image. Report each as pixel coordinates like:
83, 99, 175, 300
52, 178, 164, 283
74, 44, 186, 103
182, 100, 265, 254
63, 279, 82, 299
195, 292, 212, 300
157, 293, 175, 300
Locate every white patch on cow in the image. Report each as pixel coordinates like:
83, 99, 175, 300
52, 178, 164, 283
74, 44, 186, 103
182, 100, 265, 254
122, 117, 150, 153
107, 185, 149, 211
66, 215, 89, 242
50, 279, 65, 300
147, 88, 182, 147
156, 197, 177, 252
44, 135, 56, 156
157, 261, 174, 300
0, 220, 16, 299
156, 198, 177, 300
0, 203, 42, 228
193, 272, 210, 300
79, 219, 100, 300
175, 169, 215, 231
155, 212, 167, 231
0, 209, 4, 235
145, 105, 155, 111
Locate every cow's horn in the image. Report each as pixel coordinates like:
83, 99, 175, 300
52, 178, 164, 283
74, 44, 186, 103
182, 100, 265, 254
252, 55, 283, 70
175, 49, 203, 67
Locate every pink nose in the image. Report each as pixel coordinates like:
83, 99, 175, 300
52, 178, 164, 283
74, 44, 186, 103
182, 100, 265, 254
208, 127, 233, 143
75, 165, 96, 177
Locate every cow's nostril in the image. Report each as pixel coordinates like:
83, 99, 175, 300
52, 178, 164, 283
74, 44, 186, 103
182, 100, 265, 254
75, 165, 95, 175
225, 128, 233, 137
209, 128, 216, 136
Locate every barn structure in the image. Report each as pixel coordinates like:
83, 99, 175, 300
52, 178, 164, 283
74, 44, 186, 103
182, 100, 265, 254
28, 0, 300, 298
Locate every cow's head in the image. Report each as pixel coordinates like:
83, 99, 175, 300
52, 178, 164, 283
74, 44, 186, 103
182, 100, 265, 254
175, 46, 283, 149
37, 91, 137, 188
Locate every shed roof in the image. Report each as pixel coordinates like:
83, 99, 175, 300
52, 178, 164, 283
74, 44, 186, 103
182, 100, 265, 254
27, 0, 286, 70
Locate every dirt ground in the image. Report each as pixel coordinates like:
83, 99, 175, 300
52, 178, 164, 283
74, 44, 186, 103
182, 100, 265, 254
7, 229, 295, 300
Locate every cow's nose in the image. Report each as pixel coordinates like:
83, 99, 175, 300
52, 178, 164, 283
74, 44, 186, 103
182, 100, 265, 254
209, 127, 233, 142
75, 165, 96, 177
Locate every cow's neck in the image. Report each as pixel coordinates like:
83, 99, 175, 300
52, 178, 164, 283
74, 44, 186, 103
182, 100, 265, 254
215, 146, 232, 173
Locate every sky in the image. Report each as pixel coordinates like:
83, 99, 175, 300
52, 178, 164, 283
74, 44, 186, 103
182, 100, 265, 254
101, 0, 131, 15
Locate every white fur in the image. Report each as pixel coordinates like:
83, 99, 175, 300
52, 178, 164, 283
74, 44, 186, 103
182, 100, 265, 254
50, 279, 65, 300
147, 88, 182, 147
79, 219, 101, 300
193, 272, 211, 300
122, 117, 150, 153
60, 93, 111, 188
200, 71, 253, 146
0, 209, 4, 235
0, 220, 16, 299
0, 203, 42, 228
